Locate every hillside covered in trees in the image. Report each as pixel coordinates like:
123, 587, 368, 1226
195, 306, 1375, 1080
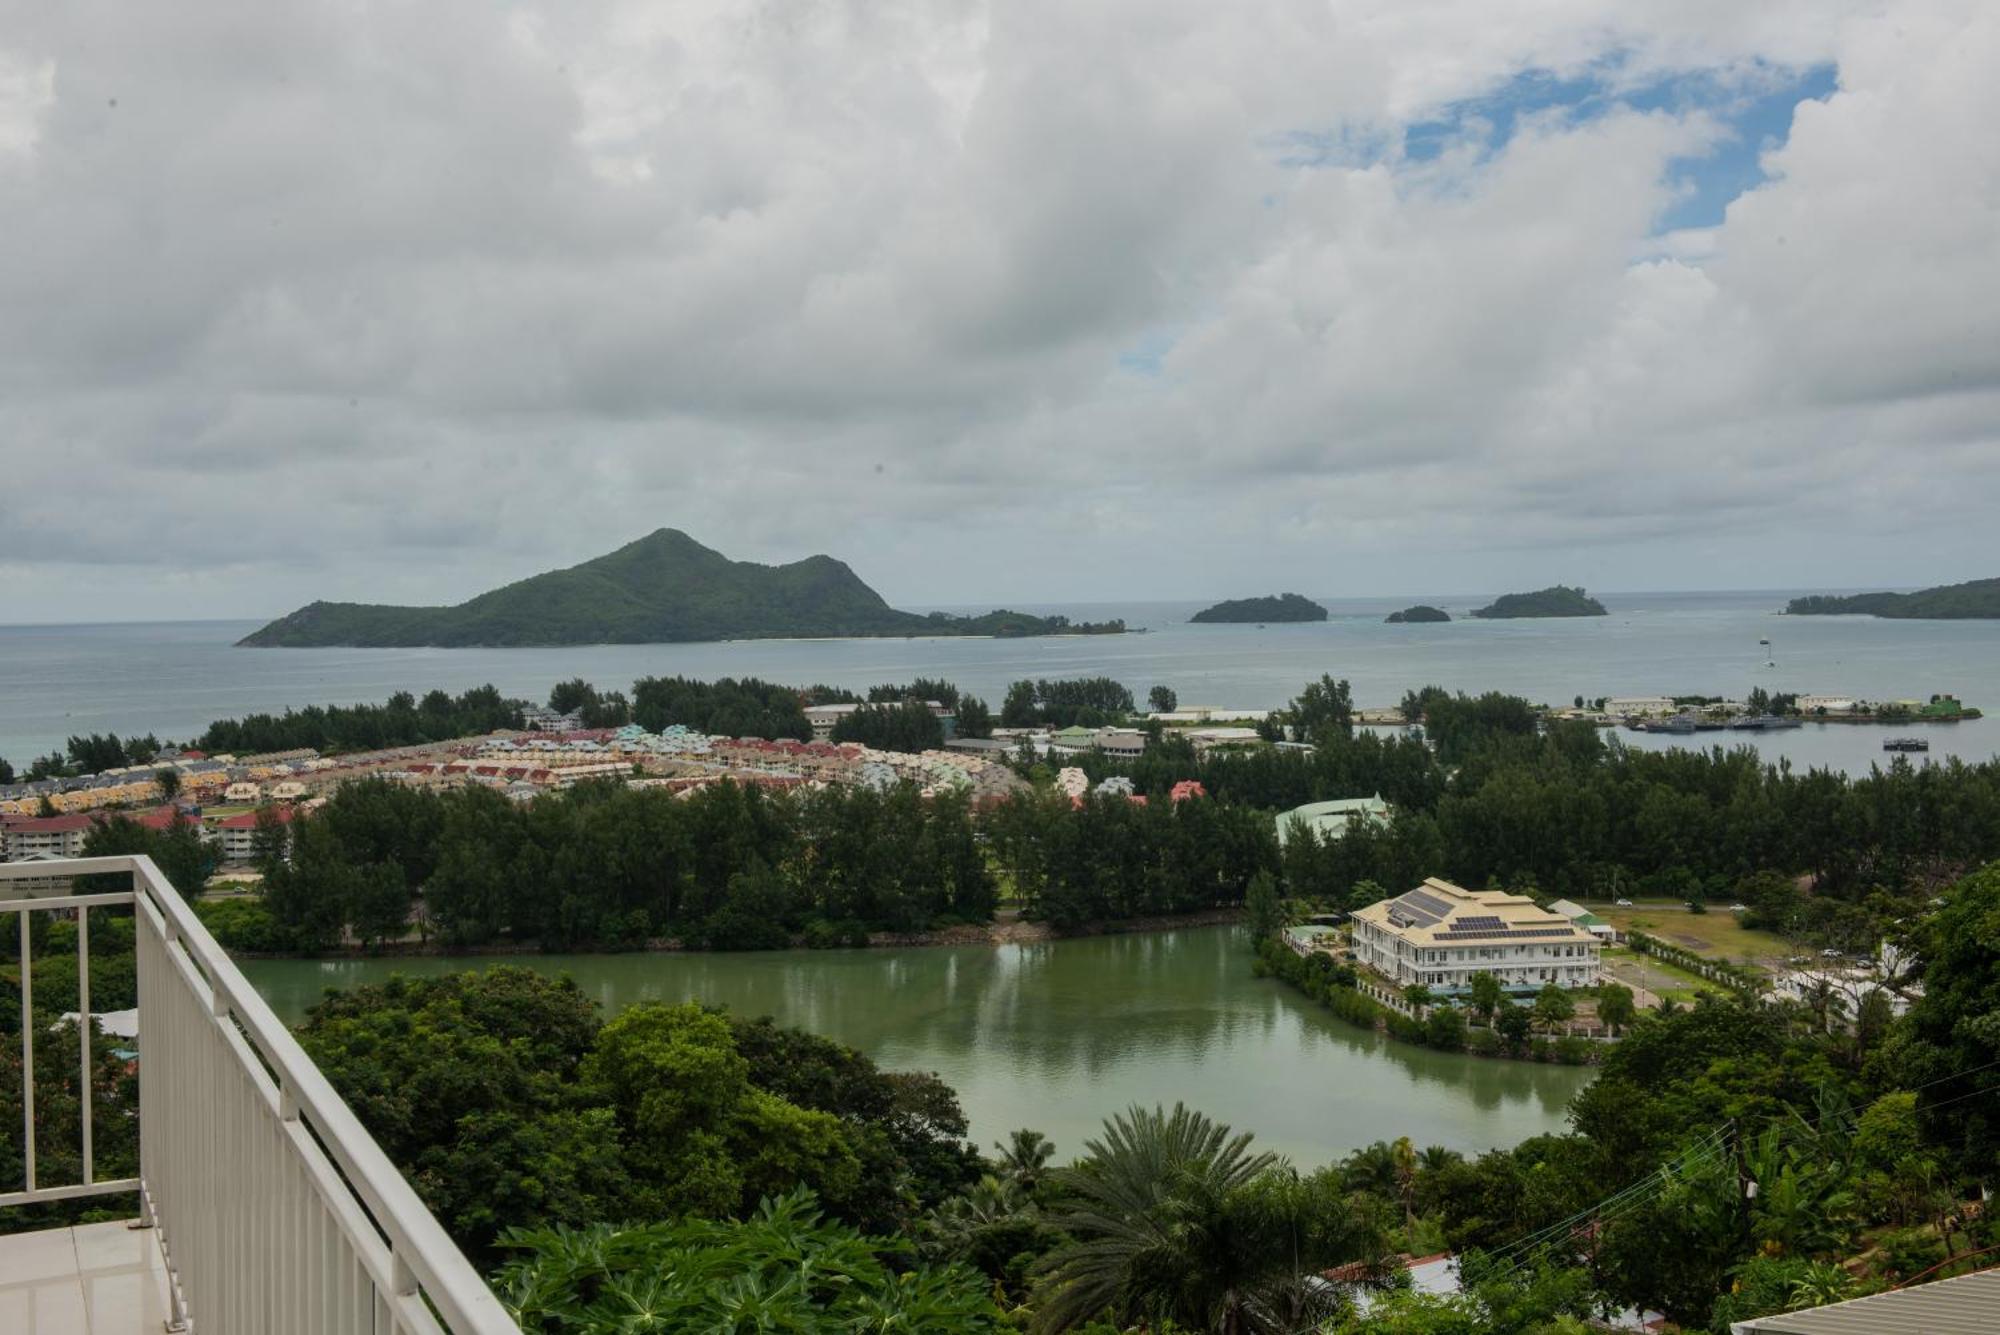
1469, 585, 1608, 618
239, 529, 1123, 646
1189, 592, 1328, 623
1787, 576, 2000, 619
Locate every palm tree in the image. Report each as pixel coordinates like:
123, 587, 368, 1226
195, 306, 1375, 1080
1030, 1104, 1382, 1334
997, 1128, 1056, 1193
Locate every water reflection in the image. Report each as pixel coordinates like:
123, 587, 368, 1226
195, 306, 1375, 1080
240, 926, 1592, 1164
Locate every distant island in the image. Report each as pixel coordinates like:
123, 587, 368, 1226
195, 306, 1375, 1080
1189, 593, 1328, 624
1469, 586, 1608, 619
1385, 604, 1451, 623
1785, 577, 2000, 620
239, 529, 1126, 647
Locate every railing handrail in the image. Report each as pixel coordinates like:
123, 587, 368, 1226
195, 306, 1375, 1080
3, 853, 517, 1332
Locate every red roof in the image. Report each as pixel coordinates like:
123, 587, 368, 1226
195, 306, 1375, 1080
1170, 780, 1208, 801
3, 812, 95, 833
213, 806, 297, 830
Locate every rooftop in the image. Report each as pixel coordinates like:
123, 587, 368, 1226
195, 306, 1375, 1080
1352, 878, 1601, 948
1728, 1266, 2000, 1333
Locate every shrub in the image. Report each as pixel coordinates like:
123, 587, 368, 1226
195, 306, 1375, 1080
1554, 1036, 1594, 1065
1467, 1028, 1503, 1057
194, 898, 301, 953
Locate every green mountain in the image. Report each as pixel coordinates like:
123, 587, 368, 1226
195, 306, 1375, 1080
1189, 593, 1328, 624
1385, 604, 1451, 623
1469, 586, 1608, 619
1785, 578, 2000, 619
239, 530, 1124, 647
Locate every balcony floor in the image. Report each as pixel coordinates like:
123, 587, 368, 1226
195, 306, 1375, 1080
0, 1220, 175, 1334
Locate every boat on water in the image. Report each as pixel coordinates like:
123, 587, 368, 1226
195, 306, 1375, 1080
1883, 736, 1930, 753
1645, 714, 1700, 735
1729, 714, 1804, 731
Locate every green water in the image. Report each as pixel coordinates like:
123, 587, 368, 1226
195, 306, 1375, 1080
239, 926, 1590, 1166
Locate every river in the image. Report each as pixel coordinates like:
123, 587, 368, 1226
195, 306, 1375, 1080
238, 925, 1592, 1166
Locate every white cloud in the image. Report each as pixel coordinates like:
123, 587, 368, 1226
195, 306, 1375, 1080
0, 0, 1995, 620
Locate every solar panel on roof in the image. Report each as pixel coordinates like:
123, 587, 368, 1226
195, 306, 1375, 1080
1453, 915, 1506, 931
1436, 926, 1581, 940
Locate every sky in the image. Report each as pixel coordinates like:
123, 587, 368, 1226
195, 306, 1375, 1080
2, 0, 1997, 622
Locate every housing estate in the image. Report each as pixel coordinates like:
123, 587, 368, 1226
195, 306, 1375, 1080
1349, 878, 1602, 994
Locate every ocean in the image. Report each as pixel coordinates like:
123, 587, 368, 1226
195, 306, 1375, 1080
2, 589, 1995, 775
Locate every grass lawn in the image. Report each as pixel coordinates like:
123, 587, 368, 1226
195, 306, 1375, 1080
1599, 946, 1715, 1005
1593, 901, 1791, 968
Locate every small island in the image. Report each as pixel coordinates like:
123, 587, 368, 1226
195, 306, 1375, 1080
1785, 577, 2000, 620
1385, 604, 1451, 623
240, 529, 1125, 647
1469, 586, 1607, 619
1189, 593, 1329, 624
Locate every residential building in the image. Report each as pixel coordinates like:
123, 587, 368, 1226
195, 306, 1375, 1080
208, 806, 296, 865
1545, 898, 1617, 940
1603, 696, 1677, 718
1094, 728, 1147, 758
1797, 695, 1856, 714
1274, 796, 1390, 849
1349, 878, 1602, 993
1729, 1264, 1999, 1333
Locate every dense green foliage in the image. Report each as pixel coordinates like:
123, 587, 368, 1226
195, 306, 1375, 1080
1189, 593, 1328, 623
239, 528, 1122, 646
79, 810, 220, 897
1468, 586, 1607, 619
294, 970, 980, 1260
629, 674, 813, 740
1787, 576, 2000, 619
985, 789, 1278, 927
831, 700, 945, 753
196, 685, 523, 755
263, 777, 996, 950
495, 1192, 1002, 1332
64, 732, 161, 772
1385, 604, 1451, 623
1000, 677, 1139, 728
1057, 714, 2000, 929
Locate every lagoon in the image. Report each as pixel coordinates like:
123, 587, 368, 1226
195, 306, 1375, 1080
238, 925, 1591, 1167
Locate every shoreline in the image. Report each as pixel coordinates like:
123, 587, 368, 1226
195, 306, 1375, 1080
231, 906, 1244, 961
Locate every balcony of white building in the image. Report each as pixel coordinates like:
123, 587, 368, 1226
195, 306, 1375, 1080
1, 855, 516, 1334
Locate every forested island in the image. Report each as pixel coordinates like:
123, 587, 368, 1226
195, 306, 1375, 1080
238, 529, 1124, 646
1385, 604, 1451, 623
1189, 592, 1328, 623
1786, 576, 2000, 619
1469, 585, 1607, 619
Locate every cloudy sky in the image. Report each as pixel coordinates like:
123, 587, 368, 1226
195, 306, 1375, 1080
3, 0, 1997, 622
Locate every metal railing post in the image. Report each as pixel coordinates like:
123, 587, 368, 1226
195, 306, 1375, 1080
18, 911, 34, 1195
78, 905, 93, 1186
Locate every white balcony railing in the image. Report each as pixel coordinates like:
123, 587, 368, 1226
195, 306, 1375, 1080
2, 855, 516, 1333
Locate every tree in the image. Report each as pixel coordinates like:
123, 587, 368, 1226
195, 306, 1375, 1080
153, 767, 182, 803
1532, 984, 1576, 1034
1595, 982, 1635, 1035
1288, 675, 1354, 740
1149, 685, 1178, 714
956, 695, 994, 739
1001, 680, 1040, 728
495, 1190, 1001, 1332
1030, 1104, 1379, 1333
1495, 1001, 1532, 1053
996, 1128, 1056, 1194
347, 860, 412, 948
1403, 984, 1435, 1012
80, 810, 218, 899
1245, 871, 1284, 940
1468, 972, 1503, 1024
0, 755, 12, 785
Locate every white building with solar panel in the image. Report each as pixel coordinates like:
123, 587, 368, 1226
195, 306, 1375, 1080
1349, 878, 1602, 995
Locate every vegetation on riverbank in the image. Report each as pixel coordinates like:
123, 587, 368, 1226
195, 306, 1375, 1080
1385, 604, 1451, 623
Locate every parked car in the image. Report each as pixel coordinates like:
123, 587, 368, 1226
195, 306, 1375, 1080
1821, 948, 1843, 958
1728, 903, 1749, 912
1615, 898, 1634, 906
